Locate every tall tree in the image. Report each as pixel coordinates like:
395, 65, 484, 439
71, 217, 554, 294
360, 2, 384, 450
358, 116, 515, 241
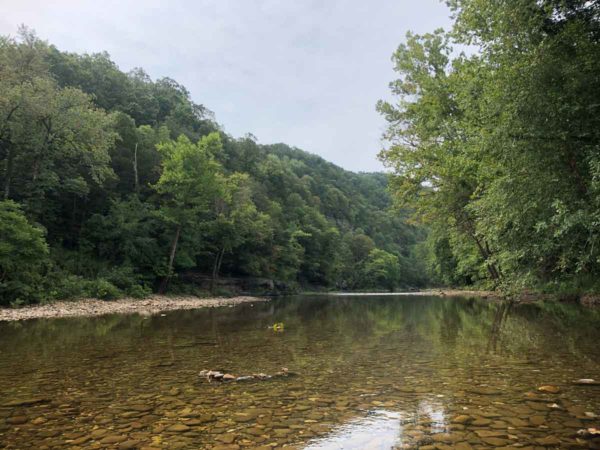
153, 132, 226, 292
207, 173, 271, 291
380, 0, 600, 291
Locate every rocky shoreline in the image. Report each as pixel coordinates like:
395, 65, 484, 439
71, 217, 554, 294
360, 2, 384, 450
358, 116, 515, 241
421, 289, 600, 306
418, 289, 501, 299
0, 295, 266, 322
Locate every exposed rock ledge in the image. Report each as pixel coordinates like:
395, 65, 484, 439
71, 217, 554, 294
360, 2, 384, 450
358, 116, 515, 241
0, 295, 266, 322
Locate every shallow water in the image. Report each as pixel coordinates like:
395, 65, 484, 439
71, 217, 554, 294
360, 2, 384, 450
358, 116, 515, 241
0, 295, 599, 449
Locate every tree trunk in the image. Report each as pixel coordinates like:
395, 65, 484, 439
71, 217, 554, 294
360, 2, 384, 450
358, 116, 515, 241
567, 155, 587, 197
459, 213, 501, 283
471, 233, 501, 282
210, 248, 225, 293
210, 251, 219, 293
159, 224, 181, 294
216, 248, 225, 276
3, 147, 13, 199
133, 143, 139, 194
34, 118, 52, 184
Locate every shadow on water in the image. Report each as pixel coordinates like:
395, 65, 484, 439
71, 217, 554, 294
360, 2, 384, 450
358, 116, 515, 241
0, 294, 599, 448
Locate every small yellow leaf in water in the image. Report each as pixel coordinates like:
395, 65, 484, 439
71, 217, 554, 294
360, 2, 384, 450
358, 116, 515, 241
269, 322, 285, 332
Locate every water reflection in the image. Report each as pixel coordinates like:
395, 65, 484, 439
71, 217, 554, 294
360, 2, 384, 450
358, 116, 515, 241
0, 295, 599, 449
486, 301, 512, 353
415, 400, 447, 434
304, 410, 402, 450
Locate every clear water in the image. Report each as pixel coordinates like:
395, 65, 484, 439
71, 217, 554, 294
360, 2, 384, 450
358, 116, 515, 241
0, 294, 599, 449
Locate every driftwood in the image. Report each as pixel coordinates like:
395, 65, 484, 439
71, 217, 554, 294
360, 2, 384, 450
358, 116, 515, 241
198, 368, 293, 383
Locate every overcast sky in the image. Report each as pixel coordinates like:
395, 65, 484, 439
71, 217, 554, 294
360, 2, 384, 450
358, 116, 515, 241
0, 0, 452, 172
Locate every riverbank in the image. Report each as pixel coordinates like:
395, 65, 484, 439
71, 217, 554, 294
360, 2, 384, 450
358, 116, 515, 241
419, 288, 502, 299
421, 288, 600, 306
0, 295, 266, 322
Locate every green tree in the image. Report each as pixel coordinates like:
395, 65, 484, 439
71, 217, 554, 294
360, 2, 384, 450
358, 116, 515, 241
0, 201, 49, 305
380, 0, 600, 292
153, 132, 226, 292
82, 196, 164, 281
0, 29, 116, 237
0, 26, 432, 302
363, 249, 400, 291
207, 173, 271, 290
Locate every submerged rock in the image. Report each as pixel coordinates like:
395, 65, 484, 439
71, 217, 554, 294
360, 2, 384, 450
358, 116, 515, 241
99, 435, 127, 444
538, 385, 561, 393
451, 415, 472, 424
481, 437, 510, 446
471, 417, 492, 426
573, 378, 600, 386
90, 429, 109, 438
1, 397, 49, 407
530, 415, 546, 426
216, 433, 236, 444
535, 435, 562, 445
118, 440, 141, 449
6, 416, 28, 425
466, 387, 502, 395
167, 424, 191, 432
195, 413, 215, 424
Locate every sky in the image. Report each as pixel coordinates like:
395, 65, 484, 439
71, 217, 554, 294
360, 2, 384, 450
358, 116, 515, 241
0, 0, 453, 172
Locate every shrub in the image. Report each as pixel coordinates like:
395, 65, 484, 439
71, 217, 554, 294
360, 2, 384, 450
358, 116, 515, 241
125, 284, 151, 299
47, 273, 89, 300
88, 278, 122, 300
100, 266, 151, 298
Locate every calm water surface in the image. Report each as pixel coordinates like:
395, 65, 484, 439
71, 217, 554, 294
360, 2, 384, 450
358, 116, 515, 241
1, 295, 599, 449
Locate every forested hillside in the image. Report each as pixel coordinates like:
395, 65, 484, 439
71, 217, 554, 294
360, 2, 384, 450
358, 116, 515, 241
379, 0, 600, 296
0, 28, 426, 305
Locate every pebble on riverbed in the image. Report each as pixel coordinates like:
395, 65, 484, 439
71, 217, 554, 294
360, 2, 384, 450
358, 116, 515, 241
537, 384, 561, 393
573, 378, 600, 386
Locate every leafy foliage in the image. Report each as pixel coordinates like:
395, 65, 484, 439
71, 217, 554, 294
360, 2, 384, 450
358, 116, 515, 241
0, 28, 426, 304
379, 0, 600, 293
0, 201, 49, 305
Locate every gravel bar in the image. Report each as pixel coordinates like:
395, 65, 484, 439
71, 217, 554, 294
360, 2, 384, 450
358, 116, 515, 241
0, 295, 267, 321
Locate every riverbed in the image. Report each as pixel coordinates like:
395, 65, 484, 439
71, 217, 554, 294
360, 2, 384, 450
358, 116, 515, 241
0, 294, 599, 449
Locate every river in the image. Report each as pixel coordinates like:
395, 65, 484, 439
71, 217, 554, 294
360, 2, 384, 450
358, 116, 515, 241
1, 294, 599, 449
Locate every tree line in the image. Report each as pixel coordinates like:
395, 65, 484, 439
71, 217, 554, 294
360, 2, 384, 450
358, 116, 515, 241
0, 28, 426, 306
379, 0, 599, 296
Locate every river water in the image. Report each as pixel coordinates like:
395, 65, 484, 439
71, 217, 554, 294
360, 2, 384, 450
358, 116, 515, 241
0, 294, 599, 449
